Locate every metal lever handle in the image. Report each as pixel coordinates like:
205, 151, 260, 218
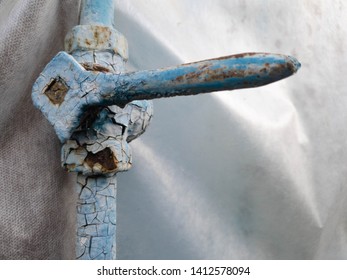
113, 52, 300, 104
32, 51, 300, 142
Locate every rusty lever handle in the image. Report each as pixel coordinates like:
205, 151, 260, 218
32, 51, 300, 143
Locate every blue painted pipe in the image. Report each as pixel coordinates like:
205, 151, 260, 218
80, 0, 115, 26
75, 0, 119, 260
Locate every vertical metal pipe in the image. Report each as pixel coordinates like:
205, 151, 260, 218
70, 0, 121, 260
79, 0, 115, 26
76, 175, 117, 259
62, 0, 152, 259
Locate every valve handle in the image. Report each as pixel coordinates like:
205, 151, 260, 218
32, 51, 300, 143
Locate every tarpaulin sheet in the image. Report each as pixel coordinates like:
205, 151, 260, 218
0, 0, 346, 259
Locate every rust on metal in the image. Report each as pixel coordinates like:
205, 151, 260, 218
84, 38, 92, 46
65, 163, 77, 170
178, 53, 294, 82
174, 66, 244, 84
174, 53, 296, 86
181, 52, 259, 66
231, 52, 260, 59
43, 77, 68, 105
85, 147, 118, 172
80, 62, 111, 73
93, 26, 111, 45
64, 25, 128, 60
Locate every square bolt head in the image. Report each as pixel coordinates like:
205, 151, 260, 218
32, 52, 91, 143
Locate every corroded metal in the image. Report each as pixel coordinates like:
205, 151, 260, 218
31, 0, 301, 260
65, 25, 128, 60
62, 103, 152, 176
43, 77, 68, 105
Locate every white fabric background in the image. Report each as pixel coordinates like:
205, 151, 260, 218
1, 0, 347, 259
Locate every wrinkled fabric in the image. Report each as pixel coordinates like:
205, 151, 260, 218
1, 0, 347, 259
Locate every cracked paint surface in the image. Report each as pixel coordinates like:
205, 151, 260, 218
61, 101, 152, 176
75, 174, 117, 260
63, 46, 152, 259
54, 3, 153, 259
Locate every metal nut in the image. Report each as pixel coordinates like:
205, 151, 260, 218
64, 25, 128, 60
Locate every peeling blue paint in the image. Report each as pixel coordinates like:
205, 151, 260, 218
76, 174, 118, 260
